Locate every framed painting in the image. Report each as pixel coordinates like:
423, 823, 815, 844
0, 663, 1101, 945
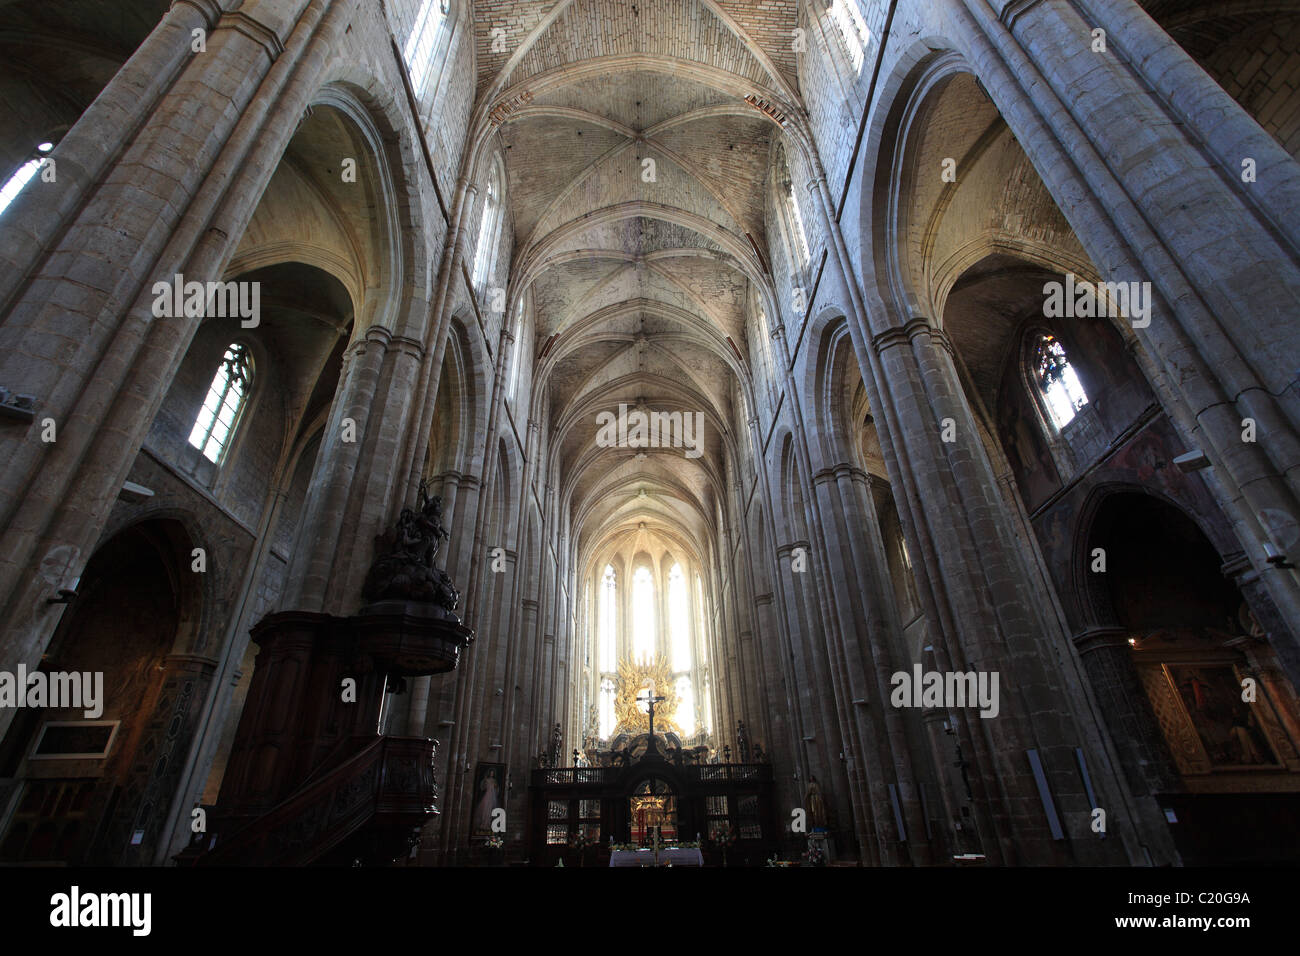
1167, 664, 1278, 769
470, 762, 506, 838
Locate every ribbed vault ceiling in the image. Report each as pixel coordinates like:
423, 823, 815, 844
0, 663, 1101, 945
475, 0, 799, 573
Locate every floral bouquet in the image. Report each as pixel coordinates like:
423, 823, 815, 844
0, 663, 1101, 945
802, 843, 827, 867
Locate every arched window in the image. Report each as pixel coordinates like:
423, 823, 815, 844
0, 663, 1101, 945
774, 145, 810, 278
599, 677, 615, 740
188, 342, 253, 464
669, 563, 691, 671
599, 564, 616, 672
674, 675, 695, 735
695, 572, 708, 666
403, 0, 450, 98
472, 160, 503, 292
508, 298, 525, 401
829, 0, 871, 74
701, 676, 713, 734
632, 566, 656, 663
0, 141, 54, 219
1029, 331, 1088, 430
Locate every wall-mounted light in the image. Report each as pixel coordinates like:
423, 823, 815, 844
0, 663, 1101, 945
1173, 449, 1210, 472
1264, 542, 1294, 568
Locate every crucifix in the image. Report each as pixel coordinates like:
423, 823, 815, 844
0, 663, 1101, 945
638, 682, 667, 761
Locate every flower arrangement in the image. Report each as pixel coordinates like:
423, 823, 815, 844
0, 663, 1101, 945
803, 843, 827, 867
484, 835, 504, 849
714, 827, 738, 848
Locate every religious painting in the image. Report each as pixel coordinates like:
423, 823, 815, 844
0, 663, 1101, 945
470, 762, 506, 837
1167, 664, 1278, 768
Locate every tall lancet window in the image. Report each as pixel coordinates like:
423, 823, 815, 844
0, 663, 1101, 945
829, 0, 871, 73
1031, 331, 1088, 429
669, 564, 691, 672
472, 160, 503, 292
776, 145, 810, 277
632, 566, 656, 663
189, 342, 253, 464
599, 677, 615, 740
599, 564, 616, 672
675, 676, 695, 736
403, 0, 449, 98
694, 572, 708, 666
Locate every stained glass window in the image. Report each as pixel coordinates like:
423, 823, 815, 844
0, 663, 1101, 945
1032, 332, 1088, 429
189, 343, 253, 463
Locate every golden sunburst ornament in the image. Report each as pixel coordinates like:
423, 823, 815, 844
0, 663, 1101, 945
613, 656, 681, 737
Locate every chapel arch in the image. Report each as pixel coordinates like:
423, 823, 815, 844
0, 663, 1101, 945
0, 517, 202, 865
1082, 488, 1300, 863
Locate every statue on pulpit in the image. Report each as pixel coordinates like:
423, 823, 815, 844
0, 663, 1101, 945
363, 479, 462, 617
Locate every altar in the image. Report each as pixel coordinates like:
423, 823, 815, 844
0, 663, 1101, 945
528, 672, 777, 866
609, 847, 705, 867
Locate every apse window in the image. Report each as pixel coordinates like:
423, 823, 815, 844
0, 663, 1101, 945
403, 0, 449, 98
669, 564, 691, 671
0, 142, 54, 219
599, 564, 616, 672
599, 677, 615, 740
829, 0, 871, 74
189, 342, 253, 463
632, 566, 656, 664
1032, 332, 1088, 429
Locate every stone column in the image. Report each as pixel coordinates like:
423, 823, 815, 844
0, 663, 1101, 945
1070, 625, 1181, 862
870, 317, 1121, 863
0, 0, 344, 743
281, 327, 428, 614
967, 0, 1300, 684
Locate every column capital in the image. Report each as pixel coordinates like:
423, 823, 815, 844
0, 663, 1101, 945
172, 0, 223, 27
1071, 625, 1129, 656
996, 0, 1045, 29
215, 9, 286, 63
872, 316, 935, 354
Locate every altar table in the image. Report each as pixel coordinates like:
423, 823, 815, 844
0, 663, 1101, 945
608, 848, 705, 867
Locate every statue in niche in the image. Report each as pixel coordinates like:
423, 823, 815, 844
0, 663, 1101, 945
805, 776, 829, 832
363, 478, 461, 616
